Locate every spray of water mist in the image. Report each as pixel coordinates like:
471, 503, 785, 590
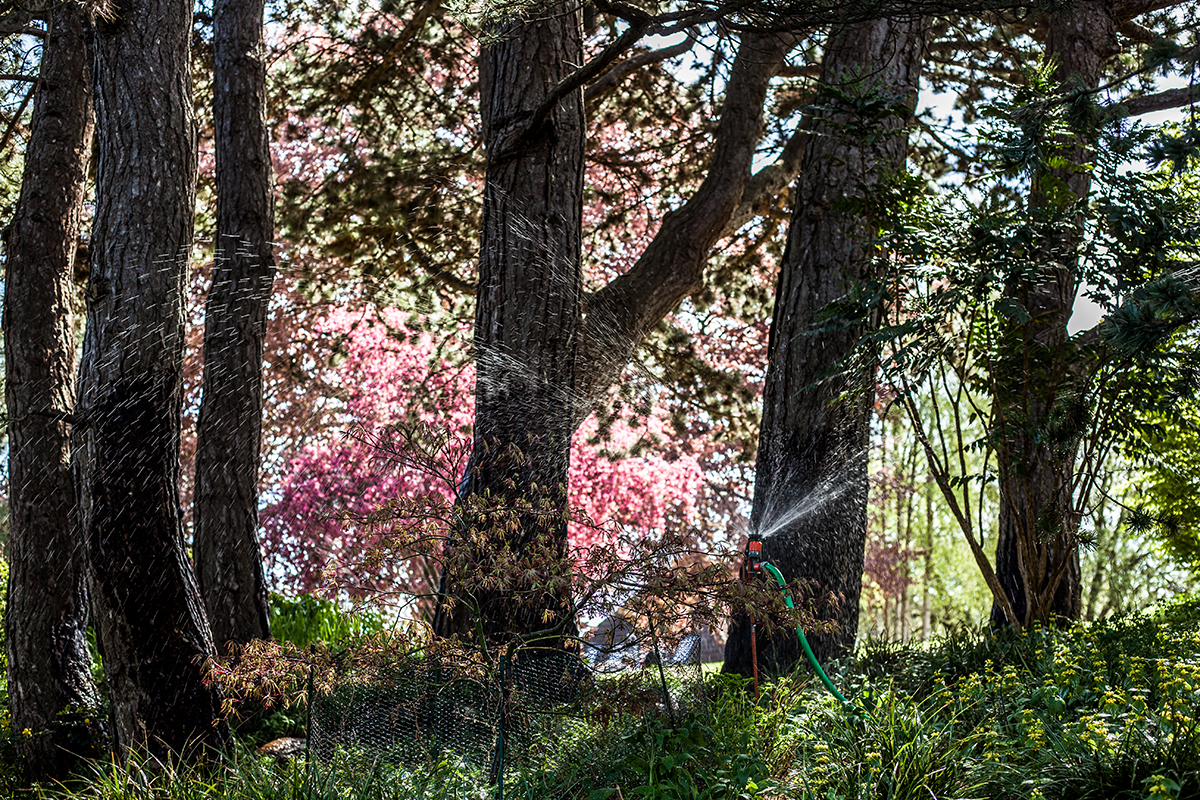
470, 201, 665, 470
747, 444, 869, 542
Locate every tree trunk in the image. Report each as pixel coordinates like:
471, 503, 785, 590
724, 17, 927, 677
990, 0, 1118, 628
3, 2, 102, 778
77, 0, 228, 756
193, 0, 275, 650
432, 4, 585, 644
900, 487, 912, 641
921, 478, 933, 639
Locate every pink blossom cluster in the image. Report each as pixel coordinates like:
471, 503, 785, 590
259, 307, 707, 594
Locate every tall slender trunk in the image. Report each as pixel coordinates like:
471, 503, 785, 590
432, 4, 585, 644
724, 17, 927, 676
900, 475, 913, 641
193, 0, 275, 650
921, 478, 933, 638
900, 439, 918, 640
990, 0, 1118, 628
3, 2, 102, 778
77, 0, 228, 756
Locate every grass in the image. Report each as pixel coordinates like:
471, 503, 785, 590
267, 593, 385, 650
9, 596, 1200, 798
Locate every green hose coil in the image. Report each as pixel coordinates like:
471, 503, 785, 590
760, 561, 867, 719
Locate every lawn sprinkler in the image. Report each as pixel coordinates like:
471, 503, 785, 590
744, 534, 868, 720
742, 534, 764, 701
741, 533, 764, 582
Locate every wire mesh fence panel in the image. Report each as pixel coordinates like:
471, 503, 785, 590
311, 665, 498, 762
304, 625, 716, 795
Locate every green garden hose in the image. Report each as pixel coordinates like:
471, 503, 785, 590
760, 561, 866, 719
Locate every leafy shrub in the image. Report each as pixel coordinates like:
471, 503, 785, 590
789, 687, 986, 800
591, 716, 772, 800
825, 606, 1200, 799
507, 672, 782, 800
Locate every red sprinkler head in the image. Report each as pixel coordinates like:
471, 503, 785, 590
742, 534, 764, 581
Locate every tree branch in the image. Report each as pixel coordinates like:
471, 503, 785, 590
398, 226, 476, 295
1044, 47, 1199, 114
0, 6, 39, 38
0, 81, 35, 155
916, 116, 974, 165
1112, 0, 1192, 20
492, 0, 758, 163
0, 26, 44, 37
591, 0, 653, 23
1072, 269, 1200, 354
339, 0, 443, 103
777, 62, 821, 79
584, 34, 695, 108
574, 32, 794, 422
1114, 84, 1200, 118
722, 118, 808, 236
899, 381, 1020, 627
1117, 18, 1161, 44
490, 9, 653, 163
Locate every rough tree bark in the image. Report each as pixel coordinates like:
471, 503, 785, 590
431, 3, 586, 643
724, 17, 927, 676
990, 0, 1119, 627
76, 0, 228, 756
193, 0, 275, 650
431, 30, 797, 643
3, 2, 102, 778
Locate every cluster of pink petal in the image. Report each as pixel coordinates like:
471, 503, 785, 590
260, 308, 706, 594
570, 412, 706, 550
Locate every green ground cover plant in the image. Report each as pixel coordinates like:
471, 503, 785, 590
797, 596, 1200, 799
267, 594, 386, 651
6, 596, 1200, 798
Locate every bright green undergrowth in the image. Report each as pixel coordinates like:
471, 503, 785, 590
267, 593, 386, 650
791, 596, 1200, 799
15, 596, 1200, 799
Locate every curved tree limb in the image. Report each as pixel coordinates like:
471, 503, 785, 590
0, 82, 35, 154
1116, 84, 1200, 118
584, 33, 695, 108
574, 31, 795, 424
1113, 0, 1192, 21
0, 4, 38, 36
1117, 18, 1161, 43
722, 118, 808, 236
490, 6, 658, 163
